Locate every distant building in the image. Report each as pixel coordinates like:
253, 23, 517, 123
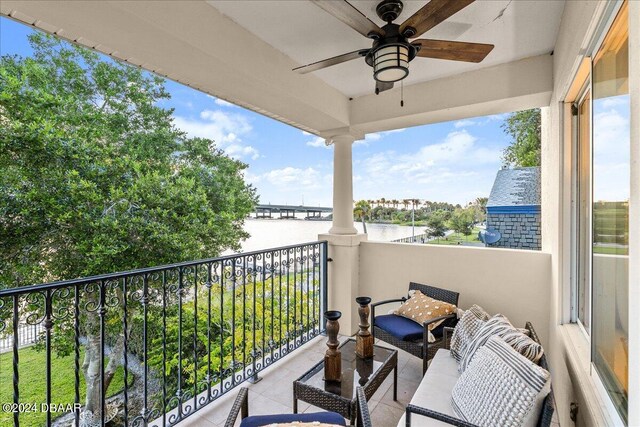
486, 167, 541, 250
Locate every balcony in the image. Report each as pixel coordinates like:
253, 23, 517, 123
0, 240, 554, 427
1, 0, 639, 426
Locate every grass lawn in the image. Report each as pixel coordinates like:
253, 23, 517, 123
0, 346, 130, 427
593, 246, 628, 255
426, 228, 483, 246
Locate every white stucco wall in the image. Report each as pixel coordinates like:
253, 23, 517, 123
358, 242, 552, 348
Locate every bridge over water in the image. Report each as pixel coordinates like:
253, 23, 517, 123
254, 204, 332, 219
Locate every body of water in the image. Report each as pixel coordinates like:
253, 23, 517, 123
233, 215, 420, 253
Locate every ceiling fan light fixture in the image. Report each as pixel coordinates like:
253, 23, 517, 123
372, 44, 409, 83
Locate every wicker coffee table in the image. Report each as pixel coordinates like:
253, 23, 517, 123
293, 339, 398, 425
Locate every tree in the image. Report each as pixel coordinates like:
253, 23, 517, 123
448, 208, 475, 237
0, 33, 257, 421
426, 211, 448, 241
353, 200, 371, 233
470, 197, 488, 223
501, 108, 541, 167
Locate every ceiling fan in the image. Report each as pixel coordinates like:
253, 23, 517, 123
293, 0, 494, 94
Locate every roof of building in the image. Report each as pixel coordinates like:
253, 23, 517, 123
487, 167, 541, 208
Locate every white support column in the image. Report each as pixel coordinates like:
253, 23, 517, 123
329, 134, 358, 235
319, 132, 366, 335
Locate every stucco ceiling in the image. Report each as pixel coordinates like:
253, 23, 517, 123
209, 0, 565, 98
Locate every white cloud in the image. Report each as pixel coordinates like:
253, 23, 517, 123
600, 97, 628, 109
214, 98, 236, 108
454, 119, 477, 128
173, 109, 258, 160
247, 166, 333, 206
306, 136, 328, 148
485, 113, 509, 122
592, 97, 630, 201
354, 130, 503, 204
227, 144, 260, 160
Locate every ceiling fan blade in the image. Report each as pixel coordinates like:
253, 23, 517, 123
375, 81, 394, 94
400, 0, 474, 39
293, 49, 369, 74
413, 39, 494, 62
312, 0, 384, 38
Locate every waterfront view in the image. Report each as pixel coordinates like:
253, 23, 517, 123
236, 217, 417, 253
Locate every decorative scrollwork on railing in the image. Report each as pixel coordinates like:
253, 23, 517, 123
104, 279, 122, 308
0, 297, 7, 335
82, 282, 101, 313
25, 292, 46, 325
50, 286, 74, 321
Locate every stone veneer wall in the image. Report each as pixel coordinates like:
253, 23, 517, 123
486, 212, 541, 250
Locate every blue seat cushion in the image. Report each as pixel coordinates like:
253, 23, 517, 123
375, 314, 425, 341
375, 314, 456, 341
240, 412, 346, 427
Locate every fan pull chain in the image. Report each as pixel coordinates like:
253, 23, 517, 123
401, 80, 404, 107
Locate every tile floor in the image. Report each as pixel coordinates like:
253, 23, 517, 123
175, 335, 420, 427
173, 335, 561, 427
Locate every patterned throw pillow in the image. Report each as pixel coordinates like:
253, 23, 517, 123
394, 290, 456, 329
459, 314, 543, 372
451, 336, 551, 427
450, 304, 489, 361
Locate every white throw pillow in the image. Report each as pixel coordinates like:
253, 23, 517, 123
459, 314, 543, 372
449, 304, 489, 361
451, 336, 551, 427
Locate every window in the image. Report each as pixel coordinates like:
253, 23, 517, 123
591, 2, 629, 420
576, 88, 591, 332
572, 1, 629, 422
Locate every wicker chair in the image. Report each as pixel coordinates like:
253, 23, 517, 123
224, 386, 372, 427
371, 282, 459, 374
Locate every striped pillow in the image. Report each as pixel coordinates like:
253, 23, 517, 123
451, 336, 551, 427
459, 314, 543, 372
449, 304, 489, 361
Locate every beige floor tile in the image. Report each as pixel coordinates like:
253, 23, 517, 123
399, 357, 423, 381
381, 378, 419, 410
370, 401, 405, 427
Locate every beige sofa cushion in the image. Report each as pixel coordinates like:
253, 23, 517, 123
397, 349, 459, 427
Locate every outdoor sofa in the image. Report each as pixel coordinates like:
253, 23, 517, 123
399, 322, 554, 427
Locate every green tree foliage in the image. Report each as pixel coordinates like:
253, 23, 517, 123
447, 208, 475, 236
0, 33, 257, 418
468, 197, 488, 224
425, 210, 448, 240
353, 200, 371, 233
501, 108, 541, 167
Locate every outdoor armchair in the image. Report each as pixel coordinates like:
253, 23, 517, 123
224, 386, 372, 427
371, 282, 459, 374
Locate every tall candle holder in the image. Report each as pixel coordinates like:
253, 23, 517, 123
355, 296, 373, 359
323, 310, 342, 382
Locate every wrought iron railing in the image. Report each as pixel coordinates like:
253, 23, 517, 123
391, 233, 430, 244
0, 241, 328, 427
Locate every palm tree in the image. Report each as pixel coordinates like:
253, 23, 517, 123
353, 200, 372, 234
402, 199, 410, 210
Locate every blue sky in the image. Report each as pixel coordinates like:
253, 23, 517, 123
1, 17, 512, 207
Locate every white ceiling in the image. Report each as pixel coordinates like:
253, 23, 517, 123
209, 0, 565, 97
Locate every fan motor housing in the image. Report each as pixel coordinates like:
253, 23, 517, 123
376, 0, 404, 23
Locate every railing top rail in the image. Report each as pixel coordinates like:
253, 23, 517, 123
0, 240, 328, 297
